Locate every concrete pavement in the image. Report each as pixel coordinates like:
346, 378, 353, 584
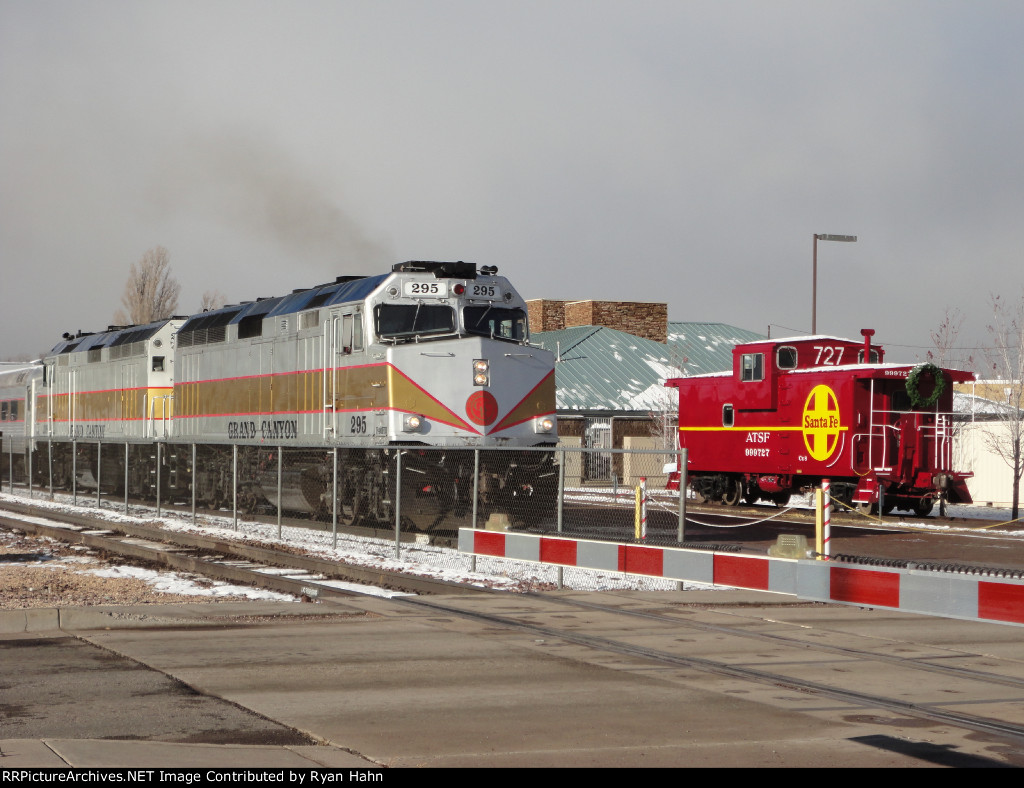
2, 593, 1023, 767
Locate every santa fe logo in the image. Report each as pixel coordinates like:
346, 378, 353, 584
802, 385, 845, 461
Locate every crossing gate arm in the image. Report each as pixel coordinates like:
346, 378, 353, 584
458, 529, 1024, 628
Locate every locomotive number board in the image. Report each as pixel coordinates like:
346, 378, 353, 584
403, 281, 449, 297
402, 281, 504, 300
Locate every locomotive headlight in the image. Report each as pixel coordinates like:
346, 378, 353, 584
473, 359, 489, 386
534, 416, 555, 434
404, 414, 423, 432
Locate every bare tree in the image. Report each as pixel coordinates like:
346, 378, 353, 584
982, 291, 1024, 520
927, 306, 973, 370
200, 289, 227, 312
113, 246, 181, 325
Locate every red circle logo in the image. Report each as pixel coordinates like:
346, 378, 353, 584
466, 391, 499, 426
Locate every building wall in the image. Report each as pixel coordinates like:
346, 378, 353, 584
526, 300, 568, 333
955, 421, 1024, 508
527, 299, 668, 343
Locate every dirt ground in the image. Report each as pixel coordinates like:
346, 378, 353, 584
0, 528, 263, 609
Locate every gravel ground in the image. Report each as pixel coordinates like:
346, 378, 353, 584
0, 528, 290, 609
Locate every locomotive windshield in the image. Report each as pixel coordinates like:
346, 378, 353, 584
463, 306, 527, 343
374, 304, 456, 341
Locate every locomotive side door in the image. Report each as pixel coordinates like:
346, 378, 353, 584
259, 340, 274, 415
324, 311, 339, 439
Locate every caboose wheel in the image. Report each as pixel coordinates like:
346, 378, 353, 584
721, 479, 742, 506
771, 492, 790, 507
912, 498, 934, 517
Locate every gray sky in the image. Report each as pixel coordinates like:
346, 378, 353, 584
2, 0, 1022, 365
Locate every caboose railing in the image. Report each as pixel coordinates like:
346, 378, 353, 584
854, 404, 959, 480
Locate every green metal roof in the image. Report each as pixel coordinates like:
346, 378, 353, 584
532, 322, 763, 413
667, 321, 766, 376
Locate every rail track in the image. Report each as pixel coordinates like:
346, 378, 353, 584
5, 494, 1024, 752
398, 593, 1024, 747
0, 498, 484, 599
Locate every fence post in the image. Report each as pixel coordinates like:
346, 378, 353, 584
471, 449, 480, 573
96, 442, 102, 508
124, 442, 130, 514
823, 478, 831, 560
677, 447, 687, 544
232, 444, 238, 530
72, 439, 77, 505
331, 448, 338, 549
556, 448, 566, 589
156, 442, 162, 518
394, 450, 402, 559
27, 441, 33, 498
277, 446, 283, 540
191, 443, 196, 525
48, 439, 53, 499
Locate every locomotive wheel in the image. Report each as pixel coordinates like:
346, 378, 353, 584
338, 470, 364, 526
721, 479, 742, 506
855, 501, 877, 515
743, 489, 759, 505
913, 498, 935, 517
771, 492, 791, 507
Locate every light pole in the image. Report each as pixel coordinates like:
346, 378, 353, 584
812, 233, 856, 334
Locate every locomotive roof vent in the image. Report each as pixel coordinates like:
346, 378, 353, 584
392, 261, 478, 279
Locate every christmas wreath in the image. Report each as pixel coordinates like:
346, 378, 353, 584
906, 363, 946, 409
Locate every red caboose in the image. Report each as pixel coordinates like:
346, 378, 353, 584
665, 329, 974, 516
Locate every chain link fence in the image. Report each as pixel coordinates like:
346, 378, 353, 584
2, 440, 687, 556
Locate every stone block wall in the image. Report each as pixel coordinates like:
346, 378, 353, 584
526, 299, 568, 333
527, 299, 667, 343
566, 301, 668, 343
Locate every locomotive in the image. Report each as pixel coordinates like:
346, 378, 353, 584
1, 261, 558, 530
665, 329, 973, 516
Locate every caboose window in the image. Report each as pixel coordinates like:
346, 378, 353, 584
463, 307, 527, 343
858, 349, 879, 363
777, 347, 797, 369
723, 404, 734, 427
375, 304, 455, 340
741, 353, 764, 381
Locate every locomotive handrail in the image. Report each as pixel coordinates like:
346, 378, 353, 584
148, 394, 172, 439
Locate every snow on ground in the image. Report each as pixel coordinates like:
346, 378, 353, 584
4, 485, 1020, 604
0, 489, 709, 597
83, 563, 297, 601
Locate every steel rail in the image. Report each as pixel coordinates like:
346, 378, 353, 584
0, 502, 484, 598
5, 498, 1024, 743
532, 593, 1024, 692
397, 595, 1024, 744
